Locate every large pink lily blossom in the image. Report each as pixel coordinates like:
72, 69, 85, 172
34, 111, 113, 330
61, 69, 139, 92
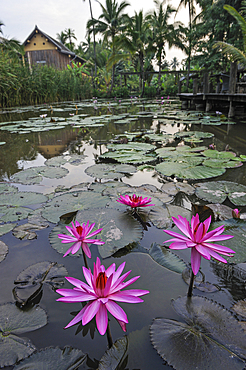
58, 220, 104, 258
163, 214, 235, 275
116, 194, 155, 209
56, 257, 149, 335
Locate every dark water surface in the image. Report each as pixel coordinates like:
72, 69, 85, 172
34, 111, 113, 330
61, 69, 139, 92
1, 98, 246, 369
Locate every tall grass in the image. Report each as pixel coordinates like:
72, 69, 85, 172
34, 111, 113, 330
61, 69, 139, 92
0, 51, 93, 108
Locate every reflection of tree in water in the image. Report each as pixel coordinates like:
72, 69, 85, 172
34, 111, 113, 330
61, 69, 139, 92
0, 133, 37, 180
211, 260, 246, 301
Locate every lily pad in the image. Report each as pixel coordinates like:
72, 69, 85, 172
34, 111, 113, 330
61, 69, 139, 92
42, 191, 111, 223
35, 166, 69, 179
98, 337, 128, 370
149, 205, 191, 229
0, 192, 48, 207
0, 207, 33, 222
100, 150, 156, 165
0, 183, 18, 193
85, 163, 137, 180
160, 182, 195, 196
202, 149, 237, 160
107, 142, 155, 152
50, 208, 143, 258
209, 218, 246, 264
149, 243, 187, 273
0, 223, 16, 236
10, 168, 43, 185
0, 303, 47, 368
0, 241, 8, 262
150, 296, 246, 370
232, 300, 246, 319
195, 181, 246, 205
13, 346, 87, 370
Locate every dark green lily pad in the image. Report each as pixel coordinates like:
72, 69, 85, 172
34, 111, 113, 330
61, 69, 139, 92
13, 346, 87, 370
150, 296, 246, 370
0, 192, 48, 207
202, 149, 236, 159
0, 303, 47, 368
0, 183, 18, 193
0, 241, 8, 262
195, 181, 246, 205
85, 163, 137, 180
44, 156, 67, 167
149, 205, 191, 229
98, 337, 128, 370
209, 218, 246, 264
14, 261, 67, 290
50, 208, 143, 258
149, 243, 186, 274
42, 191, 111, 223
160, 182, 195, 196
100, 150, 156, 164
0, 207, 33, 222
107, 142, 155, 152
203, 158, 243, 168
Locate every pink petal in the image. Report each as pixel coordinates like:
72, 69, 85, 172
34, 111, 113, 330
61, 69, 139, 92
173, 216, 192, 239
195, 244, 211, 260
205, 234, 233, 242
70, 241, 82, 254
108, 292, 144, 303
64, 304, 87, 328
63, 245, 74, 257
82, 299, 101, 325
168, 241, 189, 250
117, 319, 126, 332
81, 242, 91, 258
105, 300, 128, 323
82, 266, 93, 287
64, 277, 84, 288
57, 293, 95, 302
207, 249, 228, 263
202, 242, 235, 254
191, 248, 201, 275
96, 303, 108, 335
58, 234, 77, 243
203, 216, 211, 233
164, 229, 191, 242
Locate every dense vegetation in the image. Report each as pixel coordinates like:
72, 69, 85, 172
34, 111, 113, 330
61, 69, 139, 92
0, 0, 245, 107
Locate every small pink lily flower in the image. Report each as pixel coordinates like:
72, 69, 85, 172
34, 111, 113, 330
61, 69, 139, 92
40, 114, 47, 118
56, 257, 149, 335
163, 214, 234, 275
232, 208, 240, 218
116, 194, 155, 209
58, 220, 104, 258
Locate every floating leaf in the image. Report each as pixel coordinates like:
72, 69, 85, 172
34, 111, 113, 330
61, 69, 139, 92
0, 183, 18, 193
0, 241, 8, 262
85, 163, 137, 180
149, 243, 186, 273
50, 208, 143, 258
0, 191, 48, 207
0, 207, 33, 222
195, 181, 246, 205
232, 300, 246, 319
35, 166, 69, 179
0, 223, 16, 236
10, 168, 42, 184
149, 205, 191, 229
13, 346, 87, 370
0, 303, 47, 368
182, 267, 219, 292
202, 149, 236, 159
160, 182, 195, 196
44, 156, 67, 166
150, 296, 246, 370
42, 190, 111, 223
98, 337, 128, 370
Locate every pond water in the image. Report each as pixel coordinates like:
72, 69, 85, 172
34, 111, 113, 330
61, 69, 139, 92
1, 98, 246, 370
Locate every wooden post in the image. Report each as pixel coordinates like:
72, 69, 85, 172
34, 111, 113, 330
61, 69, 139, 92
193, 78, 198, 95
178, 74, 182, 94
124, 75, 127, 87
203, 72, 209, 94
229, 62, 237, 94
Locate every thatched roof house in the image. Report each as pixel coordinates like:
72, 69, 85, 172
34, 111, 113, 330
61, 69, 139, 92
23, 25, 85, 69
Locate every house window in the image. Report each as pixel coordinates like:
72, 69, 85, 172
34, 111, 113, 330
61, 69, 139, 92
43, 42, 45, 45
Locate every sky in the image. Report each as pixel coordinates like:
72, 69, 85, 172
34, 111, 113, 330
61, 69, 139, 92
1, 0, 189, 63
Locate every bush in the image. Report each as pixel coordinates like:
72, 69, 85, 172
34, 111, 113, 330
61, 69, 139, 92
143, 86, 157, 97
112, 86, 129, 98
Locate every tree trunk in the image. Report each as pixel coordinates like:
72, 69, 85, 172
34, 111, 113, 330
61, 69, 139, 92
158, 58, 161, 95
88, 0, 97, 80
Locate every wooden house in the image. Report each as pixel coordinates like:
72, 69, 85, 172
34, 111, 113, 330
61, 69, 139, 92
23, 25, 85, 69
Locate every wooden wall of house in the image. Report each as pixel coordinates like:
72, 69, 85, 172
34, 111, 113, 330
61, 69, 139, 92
26, 50, 72, 69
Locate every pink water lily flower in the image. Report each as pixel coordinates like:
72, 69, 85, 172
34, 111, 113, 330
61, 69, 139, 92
58, 220, 104, 258
56, 257, 149, 335
116, 194, 155, 209
163, 214, 234, 275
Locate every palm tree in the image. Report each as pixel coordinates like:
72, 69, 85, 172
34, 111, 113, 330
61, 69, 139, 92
213, 1, 246, 67
56, 31, 67, 44
170, 57, 179, 70
82, 0, 97, 78
116, 10, 152, 96
0, 20, 4, 35
176, 0, 197, 87
64, 28, 77, 50
87, 0, 130, 92
146, 0, 182, 93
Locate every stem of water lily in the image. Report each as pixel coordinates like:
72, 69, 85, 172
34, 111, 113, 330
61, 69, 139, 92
106, 322, 113, 348
187, 270, 195, 297
82, 250, 89, 269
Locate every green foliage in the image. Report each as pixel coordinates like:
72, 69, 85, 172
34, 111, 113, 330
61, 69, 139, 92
143, 85, 157, 97
112, 86, 129, 97
0, 51, 93, 108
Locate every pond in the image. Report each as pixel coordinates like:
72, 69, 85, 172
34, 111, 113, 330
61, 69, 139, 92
1, 97, 246, 370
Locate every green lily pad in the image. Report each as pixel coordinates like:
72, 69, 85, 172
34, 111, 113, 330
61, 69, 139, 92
149, 205, 191, 229
0, 223, 16, 236
13, 346, 87, 370
35, 166, 69, 179
150, 296, 246, 370
107, 142, 155, 152
0, 241, 8, 262
0, 192, 48, 207
0, 207, 33, 222
50, 208, 143, 258
100, 150, 156, 164
203, 158, 243, 168
10, 168, 42, 185
42, 191, 111, 223
0, 183, 18, 193
209, 218, 246, 264
98, 337, 128, 370
195, 181, 246, 205
0, 303, 47, 368
44, 156, 67, 167
202, 149, 237, 159
149, 243, 187, 273
160, 182, 195, 196
85, 163, 137, 180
